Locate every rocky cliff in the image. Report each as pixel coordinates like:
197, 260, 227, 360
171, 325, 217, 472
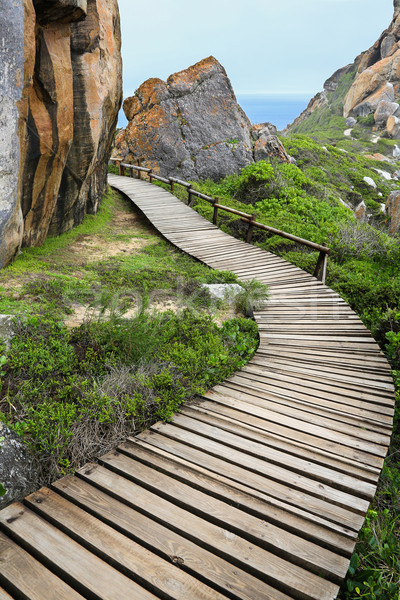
0, 0, 122, 268
286, 1, 400, 138
114, 57, 291, 181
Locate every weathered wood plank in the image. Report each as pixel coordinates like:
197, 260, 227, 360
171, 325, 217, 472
0, 531, 85, 600
53, 475, 294, 600
79, 462, 340, 600
0, 503, 158, 600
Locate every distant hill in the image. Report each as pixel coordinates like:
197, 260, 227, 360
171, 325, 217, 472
284, 0, 400, 157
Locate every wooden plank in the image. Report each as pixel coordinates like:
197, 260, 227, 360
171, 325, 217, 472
122, 438, 357, 554
0, 503, 158, 600
167, 413, 376, 499
53, 476, 294, 600
216, 381, 389, 459
147, 422, 366, 529
78, 462, 340, 600
200, 391, 388, 464
182, 403, 380, 482
241, 363, 394, 406
0, 530, 85, 600
234, 368, 394, 413
99, 450, 349, 583
228, 372, 393, 418
133, 430, 359, 539
25, 488, 228, 600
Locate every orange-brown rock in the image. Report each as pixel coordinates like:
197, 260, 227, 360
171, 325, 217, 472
115, 57, 291, 181
115, 57, 256, 181
343, 3, 400, 119
386, 190, 400, 233
286, 2, 400, 137
0, 0, 122, 267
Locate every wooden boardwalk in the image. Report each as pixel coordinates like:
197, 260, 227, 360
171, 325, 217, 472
0, 175, 395, 600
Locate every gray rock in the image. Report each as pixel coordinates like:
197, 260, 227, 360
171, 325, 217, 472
201, 283, 244, 301
0, 0, 24, 269
115, 57, 254, 181
363, 176, 377, 188
345, 117, 357, 127
0, 315, 13, 349
253, 135, 291, 163
393, 144, 400, 158
374, 101, 399, 129
353, 83, 395, 118
250, 122, 278, 140
380, 34, 396, 59
0, 423, 38, 509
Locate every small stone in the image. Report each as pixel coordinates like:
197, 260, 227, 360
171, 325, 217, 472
363, 176, 377, 188
201, 283, 244, 301
393, 144, 400, 158
345, 117, 357, 127
354, 200, 368, 220
373, 168, 392, 180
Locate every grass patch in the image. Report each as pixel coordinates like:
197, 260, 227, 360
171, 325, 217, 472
0, 186, 265, 488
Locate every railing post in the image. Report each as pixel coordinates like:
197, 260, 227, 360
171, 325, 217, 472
116, 160, 122, 175
213, 198, 219, 226
121, 163, 125, 176
188, 185, 194, 207
149, 170, 153, 183
130, 167, 133, 178
313, 243, 328, 284
138, 166, 142, 180
246, 213, 257, 244
169, 177, 174, 193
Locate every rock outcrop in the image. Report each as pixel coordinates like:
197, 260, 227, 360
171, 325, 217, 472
285, 1, 400, 139
114, 57, 291, 182
0, 0, 122, 268
386, 190, 400, 233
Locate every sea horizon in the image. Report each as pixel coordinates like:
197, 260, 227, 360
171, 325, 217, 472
117, 92, 312, 131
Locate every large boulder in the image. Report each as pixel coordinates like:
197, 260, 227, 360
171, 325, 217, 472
115, 57, 292, 181
0, 0, 122, 267
114, 57, 254, 181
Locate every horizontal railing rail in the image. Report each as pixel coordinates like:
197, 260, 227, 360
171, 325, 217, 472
110, 158, 330, 283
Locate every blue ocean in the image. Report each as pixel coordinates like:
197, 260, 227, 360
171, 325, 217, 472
236, 94, 310, 130
117, 94, 311, 131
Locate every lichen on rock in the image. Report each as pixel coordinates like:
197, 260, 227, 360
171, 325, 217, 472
114, 57, 291, 182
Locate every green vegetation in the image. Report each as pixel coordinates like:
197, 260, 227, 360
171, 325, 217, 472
0, 188, 262, 485
162, 142, 399, 600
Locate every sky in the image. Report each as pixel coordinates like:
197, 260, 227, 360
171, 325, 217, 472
118, 0, 394, 100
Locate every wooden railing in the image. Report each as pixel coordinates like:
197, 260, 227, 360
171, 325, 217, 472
110, 158, 330, 283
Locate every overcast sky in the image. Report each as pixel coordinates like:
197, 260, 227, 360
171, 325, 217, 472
118, 0, 394, 98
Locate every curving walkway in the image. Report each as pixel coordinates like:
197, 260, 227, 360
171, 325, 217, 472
0, 175, 395, 600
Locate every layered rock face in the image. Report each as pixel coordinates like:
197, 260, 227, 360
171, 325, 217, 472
0, 0, 25, 268
114, 57, 291, 182
0, 0, 122, 267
